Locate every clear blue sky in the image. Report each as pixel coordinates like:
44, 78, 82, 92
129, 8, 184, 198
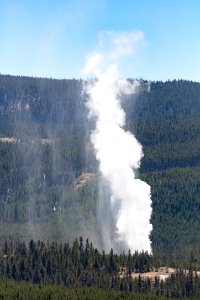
0, 0, 200, 81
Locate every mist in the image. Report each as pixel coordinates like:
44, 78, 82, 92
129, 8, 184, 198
0, 76, 99, 244
83, 30, 152, 253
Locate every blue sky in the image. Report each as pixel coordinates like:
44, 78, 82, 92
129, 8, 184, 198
0, 0, 200, 81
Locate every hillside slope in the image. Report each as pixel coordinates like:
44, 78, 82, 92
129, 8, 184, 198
0, 75, 200, 260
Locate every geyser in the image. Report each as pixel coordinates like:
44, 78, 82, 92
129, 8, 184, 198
83, 30, 152, 253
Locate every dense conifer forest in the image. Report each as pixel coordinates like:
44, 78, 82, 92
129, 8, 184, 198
1, 75, 200, 297
0, 238, 200, 299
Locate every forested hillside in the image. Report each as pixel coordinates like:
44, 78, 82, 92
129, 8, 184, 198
0, 75, 200, 260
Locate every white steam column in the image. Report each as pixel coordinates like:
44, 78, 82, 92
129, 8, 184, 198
83, 30, 152, 253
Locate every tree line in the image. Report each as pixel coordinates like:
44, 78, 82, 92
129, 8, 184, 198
0, 238, 199, 298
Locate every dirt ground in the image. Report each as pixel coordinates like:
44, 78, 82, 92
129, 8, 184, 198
0, 137, 17, 143
75, 173, 94, 188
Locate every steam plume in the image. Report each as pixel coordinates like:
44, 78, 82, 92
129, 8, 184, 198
83, 30, 152, 253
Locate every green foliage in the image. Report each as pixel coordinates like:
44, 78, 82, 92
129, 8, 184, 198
0, 277, 170, 300
0, 239, 199, 298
